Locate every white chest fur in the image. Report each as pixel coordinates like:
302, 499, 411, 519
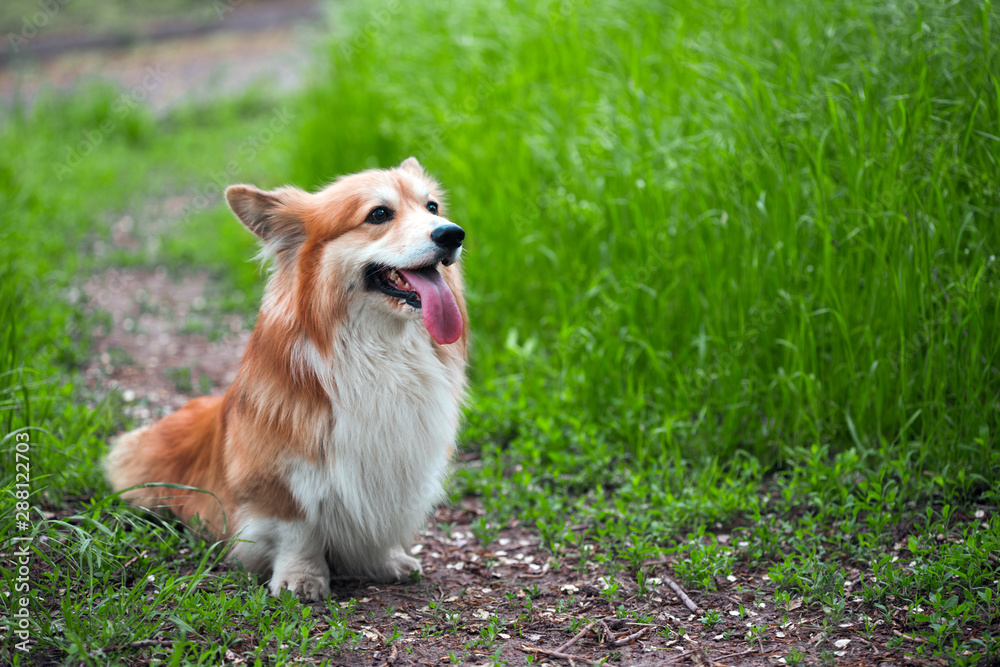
286, 308, 464, 574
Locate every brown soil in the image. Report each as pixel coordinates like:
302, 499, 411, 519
81, 267, 248, 420
249, 503, 918, 667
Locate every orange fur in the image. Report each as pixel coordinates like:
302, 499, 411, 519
106, 396, 231, 532
106, 159, 468, 599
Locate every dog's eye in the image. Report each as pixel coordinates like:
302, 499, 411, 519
427, 202, 439, 215
366, 206, 392, 224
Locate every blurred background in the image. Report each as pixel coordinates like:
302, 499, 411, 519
0, 0, 317, 108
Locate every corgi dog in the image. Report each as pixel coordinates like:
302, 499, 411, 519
105, 158, 468, 600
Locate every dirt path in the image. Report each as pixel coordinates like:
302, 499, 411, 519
0, 0, 318, 109
82, 267, 248, 420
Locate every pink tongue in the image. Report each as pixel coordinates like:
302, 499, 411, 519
398, 267, 463, 345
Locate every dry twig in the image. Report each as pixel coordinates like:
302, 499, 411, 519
691, 647, 713, 667
598, 619, 615, 645
519, 644, 596, 665
613, 626, 649, 646
893, 629, 929, 644
557, 621, 595, 653
664, 649, 694, 665
663, 576, 704, 615
122, 549, 148, 569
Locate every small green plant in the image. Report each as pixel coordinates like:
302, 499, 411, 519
577, 543, 595, 571
600, 577, 621, 603
861, 614, 878, 639
537, 517, 570, 552
438, 521, 456, 539
745, 624, 767, 643
699, 609, 722, 628
785, 647, 807, 666
516, 595, 536, 626
636, 567, 654, 598
428, 602, 462, 634
479, 615, 505, 645
166, 366, 194, 393
471, 517, 501, 548
671, 530, 733, 591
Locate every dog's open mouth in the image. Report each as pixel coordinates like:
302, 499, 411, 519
367, 263, 463, 345
371, 266, 422, 308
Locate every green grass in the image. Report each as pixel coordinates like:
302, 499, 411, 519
298, 0, 999, 472
2, 0, 999, 664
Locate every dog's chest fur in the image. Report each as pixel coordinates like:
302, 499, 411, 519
286, 308, 464, 570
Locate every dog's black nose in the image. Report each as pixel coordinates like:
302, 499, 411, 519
431, 224, 465, 250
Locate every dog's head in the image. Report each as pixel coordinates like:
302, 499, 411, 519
225, 158, 466, 348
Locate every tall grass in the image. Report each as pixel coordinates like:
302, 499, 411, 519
295, 0, 999, 484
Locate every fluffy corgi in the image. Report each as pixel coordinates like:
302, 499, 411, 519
105, 158, 468, 600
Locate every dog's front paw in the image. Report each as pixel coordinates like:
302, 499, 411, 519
270, 570, 331, 601
377, 549, 422, 582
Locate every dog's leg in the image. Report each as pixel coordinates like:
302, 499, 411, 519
229, 517, 278, 575
267, 520, 331, 601
373, 545, 422, 582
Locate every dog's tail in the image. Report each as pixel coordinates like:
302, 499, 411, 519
105, 396, 229, 537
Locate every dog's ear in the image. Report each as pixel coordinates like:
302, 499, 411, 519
398, 157, 425, 178
226, 184, 305, 256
